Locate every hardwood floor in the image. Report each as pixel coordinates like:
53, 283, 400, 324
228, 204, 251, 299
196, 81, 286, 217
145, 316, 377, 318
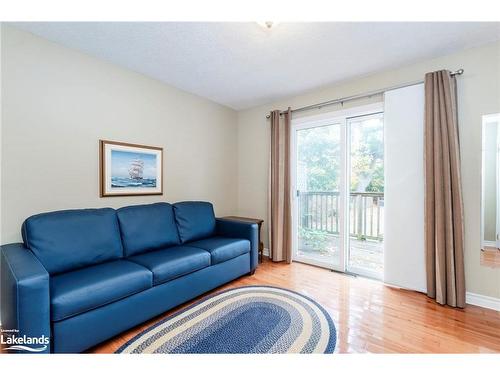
90, 258, 500, 354
481, 247, 500, 268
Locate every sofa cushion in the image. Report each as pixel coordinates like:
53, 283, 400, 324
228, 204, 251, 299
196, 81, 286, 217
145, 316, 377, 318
22, 208, 123, 275
173, 201, 216, 243
51, 260, 152, 322
117, 203, 180, 257
187, 237, 250, 265
128, 246, 211, 286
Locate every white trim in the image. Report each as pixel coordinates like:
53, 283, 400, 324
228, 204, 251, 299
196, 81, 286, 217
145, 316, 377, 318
383, 281, 427, 294
290, 103, 384, 275
344, 112, 384, 281
291, 102, 384, 127
482, 240, 497, 249
259, 253, 500, 313
483, 113, 500, 123
348, 264, 383, 281
293, 256, 337, 270
481, 113, 500, 249
481, 118, 486, 248
496, 117, 500, 248
466, 292, 500, 312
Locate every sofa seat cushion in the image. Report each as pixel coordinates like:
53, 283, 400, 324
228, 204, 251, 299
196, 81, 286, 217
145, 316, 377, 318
187, 237, 250, 265
51, 260, 152, 322
128, 246, 211, 286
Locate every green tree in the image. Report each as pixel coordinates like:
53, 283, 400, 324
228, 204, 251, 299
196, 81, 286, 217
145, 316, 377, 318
297, 125, 341, 191
350, 119, 384, 193
297, 118, 384, 193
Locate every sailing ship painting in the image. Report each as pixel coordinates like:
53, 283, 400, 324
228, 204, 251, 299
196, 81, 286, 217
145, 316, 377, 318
128, 159, 144, 180
110, 150, 157, 188
100, 140, 163, 197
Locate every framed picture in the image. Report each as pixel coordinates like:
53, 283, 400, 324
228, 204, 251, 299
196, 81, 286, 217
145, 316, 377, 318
99, 140, 163, 197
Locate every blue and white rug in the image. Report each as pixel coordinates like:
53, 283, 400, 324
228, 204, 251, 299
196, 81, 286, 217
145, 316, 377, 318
117, 286, 336, 354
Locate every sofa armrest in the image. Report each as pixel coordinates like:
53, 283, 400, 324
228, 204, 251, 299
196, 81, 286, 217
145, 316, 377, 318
1, 243, 51, 353
215, 219, 258, 271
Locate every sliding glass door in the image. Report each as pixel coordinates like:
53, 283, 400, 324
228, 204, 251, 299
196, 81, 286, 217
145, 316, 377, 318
291, 106, 384, 279
292, 122, 345, 270
347, 114, 384, 278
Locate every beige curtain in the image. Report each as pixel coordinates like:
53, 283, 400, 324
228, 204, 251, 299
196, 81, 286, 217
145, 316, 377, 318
424, 70, 466, 308
268, 108, 292, 263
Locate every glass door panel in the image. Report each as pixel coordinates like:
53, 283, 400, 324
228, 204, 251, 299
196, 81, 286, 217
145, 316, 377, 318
347, 114, 384, 279
295, 123, 343, 270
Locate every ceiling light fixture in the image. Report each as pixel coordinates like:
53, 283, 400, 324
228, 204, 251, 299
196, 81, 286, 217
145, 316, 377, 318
256, 21, 280, 30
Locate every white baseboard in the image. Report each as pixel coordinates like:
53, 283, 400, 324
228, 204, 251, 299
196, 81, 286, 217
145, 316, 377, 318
482, 240, 497, 249
466, 292, 500, 312
264, 251, 500, 312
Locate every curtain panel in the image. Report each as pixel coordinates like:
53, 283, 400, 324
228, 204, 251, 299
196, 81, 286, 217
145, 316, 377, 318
424, 70, 466, 308
268, 108, 292, 263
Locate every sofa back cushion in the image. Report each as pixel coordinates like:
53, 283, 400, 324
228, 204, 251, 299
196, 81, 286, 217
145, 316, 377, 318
22, 208, 123, 275
117, 203, 180, 257
173, 201, 216, 243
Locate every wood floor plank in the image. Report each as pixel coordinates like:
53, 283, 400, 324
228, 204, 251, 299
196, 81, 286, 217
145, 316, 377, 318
481, 248, 500, 268
82, 259, 499, 353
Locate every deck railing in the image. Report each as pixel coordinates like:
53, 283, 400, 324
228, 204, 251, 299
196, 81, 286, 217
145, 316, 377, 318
298, 191, 384, 241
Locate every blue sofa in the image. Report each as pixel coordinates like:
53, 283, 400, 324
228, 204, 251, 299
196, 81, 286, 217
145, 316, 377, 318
0, 201, 258, 353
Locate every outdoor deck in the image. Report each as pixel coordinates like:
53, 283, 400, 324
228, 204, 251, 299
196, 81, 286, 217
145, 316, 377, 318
297, 191, 384, 277
297, 234, 383, 277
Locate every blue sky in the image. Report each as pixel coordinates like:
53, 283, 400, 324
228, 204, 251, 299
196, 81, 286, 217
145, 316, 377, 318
111, 150, 157, 179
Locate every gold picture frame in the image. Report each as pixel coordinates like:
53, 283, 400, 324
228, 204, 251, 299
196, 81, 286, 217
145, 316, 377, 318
99, 140, 163, 197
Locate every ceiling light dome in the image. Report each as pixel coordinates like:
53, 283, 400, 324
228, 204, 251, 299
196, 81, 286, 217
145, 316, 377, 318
256, 21, 280, 30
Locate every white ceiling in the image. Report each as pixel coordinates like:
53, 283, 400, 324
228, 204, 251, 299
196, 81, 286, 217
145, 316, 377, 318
10, 22, 500, 110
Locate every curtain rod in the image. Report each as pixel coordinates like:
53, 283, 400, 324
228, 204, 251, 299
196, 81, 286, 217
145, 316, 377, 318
265, 69, 464, 119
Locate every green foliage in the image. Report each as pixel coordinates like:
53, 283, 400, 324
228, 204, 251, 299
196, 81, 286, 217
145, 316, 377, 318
356, 234, 367, 241
350, 119, 384, 193
297, 125, 340, 191
297, 117, 384, 193
299, 227, 331, 253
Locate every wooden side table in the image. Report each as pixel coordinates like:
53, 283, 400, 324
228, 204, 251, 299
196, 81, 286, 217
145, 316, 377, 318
222, 216, 264, 263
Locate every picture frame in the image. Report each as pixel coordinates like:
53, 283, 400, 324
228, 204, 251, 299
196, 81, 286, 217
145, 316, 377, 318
99, 140, 163, 197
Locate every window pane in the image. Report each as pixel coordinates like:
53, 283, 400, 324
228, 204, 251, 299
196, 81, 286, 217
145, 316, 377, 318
348, 115, 384, 278
296, 124, 342, 267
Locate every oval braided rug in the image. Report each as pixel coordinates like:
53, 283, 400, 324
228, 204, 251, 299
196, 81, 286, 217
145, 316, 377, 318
116, 286, 336, 354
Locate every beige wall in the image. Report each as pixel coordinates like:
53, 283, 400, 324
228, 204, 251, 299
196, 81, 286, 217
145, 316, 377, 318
1, 25, 238, 244
1, 24, 499, 301
237, 41, 500, 299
